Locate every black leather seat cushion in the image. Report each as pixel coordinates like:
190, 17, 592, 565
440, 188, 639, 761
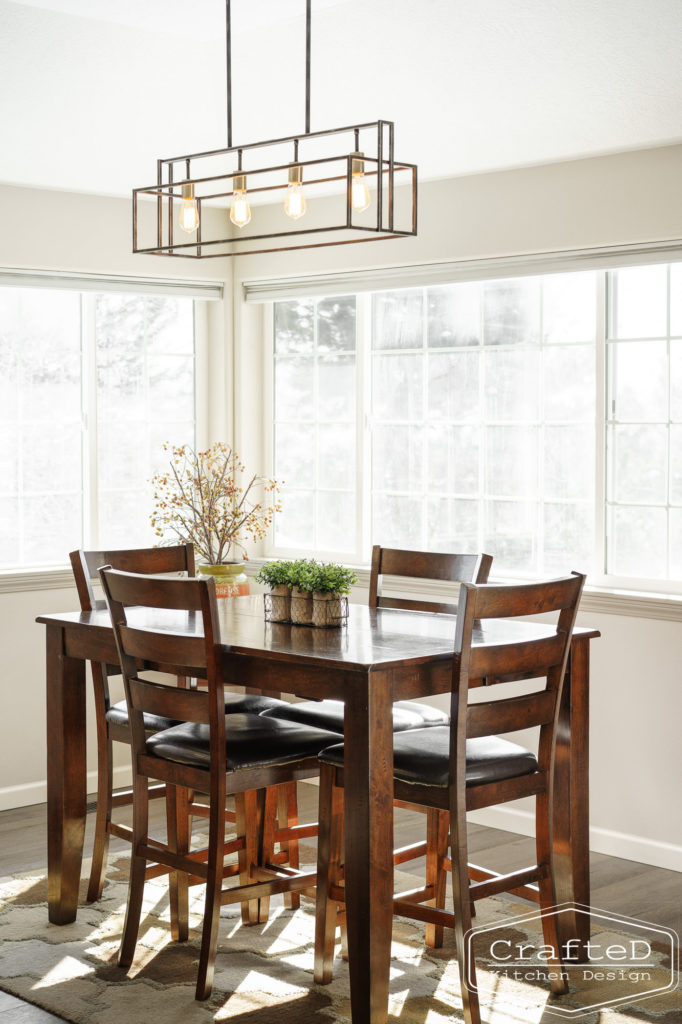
260, 698, 447, 734
107, 693, 288, 735
147, 713, 340, 772
319, 727, 538, 788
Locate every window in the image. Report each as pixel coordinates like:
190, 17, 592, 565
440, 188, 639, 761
269, 261, 682, 591
0, 286, 197, 569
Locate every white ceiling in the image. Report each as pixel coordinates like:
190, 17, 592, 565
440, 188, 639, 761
1, 0, 681, 197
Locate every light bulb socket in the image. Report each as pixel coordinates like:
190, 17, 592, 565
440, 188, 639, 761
233, 174, 246, 192
181, 183, 195, 200
288, 164, 303, 186
350, 151, 365, 176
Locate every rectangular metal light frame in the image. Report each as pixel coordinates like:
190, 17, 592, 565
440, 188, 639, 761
133, 120, 418, 259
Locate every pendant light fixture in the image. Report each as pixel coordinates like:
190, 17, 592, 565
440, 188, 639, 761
133, 0, 417, 259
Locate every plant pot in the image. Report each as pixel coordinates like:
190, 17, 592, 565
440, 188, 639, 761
267, 583, 291, 622
290, 586, 313, 624
312, 591, 344, 627
197, 563, 249, 599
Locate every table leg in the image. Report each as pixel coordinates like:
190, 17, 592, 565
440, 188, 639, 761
553, 635, 591, 956
46, 624, 87, 924
343, 670, 394, 1024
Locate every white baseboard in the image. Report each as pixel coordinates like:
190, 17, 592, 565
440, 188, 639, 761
0, 765, 133, 813
468, 805, 682, 873
2, 775, 679, 873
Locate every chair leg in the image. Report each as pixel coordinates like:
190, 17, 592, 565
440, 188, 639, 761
536, 790, 568, 995
235, 789, 267, 925
450, 804, 481, 1024
87, 733, 113, 903
314, 764, 344, 985
425, 808, 449, 948
167, 785, 190, 942
280, 782, 301, 910
118, 775, 149, 970
195, 775, 228, 1001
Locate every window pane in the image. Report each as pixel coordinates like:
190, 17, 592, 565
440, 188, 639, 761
484, 349, 540, 422
317, 296, 356, 353
671, 340, 682, 422
427, 283, 480, 347
671, 265, 682, 337
484, 500, 538, 574
427, 497, 479, 552
612, 265, 667, 339
543, 502, 593, 575
608, 505, 667, 578
485, 425, 538, 498
274, 489, 315, 547
373, 425, 424, 492
274, 299, 314, 355
609, 340, 668, 422
544, 425, 594, 502
275, 358, 315, 420
373, 290, 423, 350
609, 424, 668, 505
373, 353, 423, 421
275, 423, 315, 488
428, 351, 479, 422
317, 491, 355, 552
0, 288, 82, 568
543, 272, 596, 344
318, 355, 355, 421
670, 425, 682, 506
483, 278, 540, 346
427, 424, 479, 496
318, 423, 354, 490
96, 294, 195, 549
670, 510, 682, 577
372, 493, 423, 548
543, 345, 595, 423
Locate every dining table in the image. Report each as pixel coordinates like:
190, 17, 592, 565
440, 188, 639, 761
37, 594, 599, 1024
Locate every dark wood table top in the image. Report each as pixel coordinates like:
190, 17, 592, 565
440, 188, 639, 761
38, 594, 599, 673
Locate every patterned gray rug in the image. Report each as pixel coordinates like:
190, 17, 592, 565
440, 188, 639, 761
0, 857, 678, 1024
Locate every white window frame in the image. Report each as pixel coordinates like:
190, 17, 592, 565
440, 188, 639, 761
262, 257, 682, 600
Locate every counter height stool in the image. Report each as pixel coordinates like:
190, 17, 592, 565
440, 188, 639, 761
99, 567, 340, 1000
261, 546, 493, 735
70, 545, 291, 904
314, 572, 585, 1024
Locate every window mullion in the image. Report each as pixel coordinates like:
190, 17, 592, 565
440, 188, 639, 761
594, 273, 608, 580
357, 294, 371, 563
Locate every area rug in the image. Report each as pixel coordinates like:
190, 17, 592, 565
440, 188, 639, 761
0, 857, 678, 1024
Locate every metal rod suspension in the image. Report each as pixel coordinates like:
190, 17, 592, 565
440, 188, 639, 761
305, 0, 311, 134
226, 0, 232, 147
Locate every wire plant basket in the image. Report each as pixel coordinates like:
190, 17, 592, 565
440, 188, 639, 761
264, 592, 349, 628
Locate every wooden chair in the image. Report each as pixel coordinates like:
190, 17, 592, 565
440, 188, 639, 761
314, 572, 585, 1024
70, 545, 290, 903
261, 545, 493, 735
99, 567, 339, 1000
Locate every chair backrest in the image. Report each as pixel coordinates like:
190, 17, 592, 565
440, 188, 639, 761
99, 567, 223, 764
451, 572, 585, 780
70, 544, 195, 612
368, 545, 493, 614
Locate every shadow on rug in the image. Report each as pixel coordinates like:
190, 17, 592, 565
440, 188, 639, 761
0, 858, 678, 1024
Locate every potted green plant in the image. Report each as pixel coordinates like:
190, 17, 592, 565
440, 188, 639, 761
289, 558, 317, 624
150, 442, 281, 598
309, 562, 358, 627
255, 559, 293, 621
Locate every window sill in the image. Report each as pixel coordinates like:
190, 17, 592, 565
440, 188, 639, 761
4, 561, 681, 623
247, 560, 682, 623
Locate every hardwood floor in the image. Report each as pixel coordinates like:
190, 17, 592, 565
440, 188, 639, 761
0, 784, 679, 1022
